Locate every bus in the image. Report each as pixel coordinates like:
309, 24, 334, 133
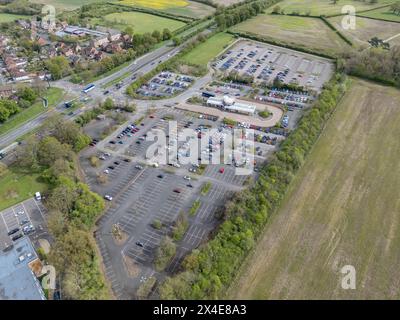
202, 91, 215, 98
82, 84, 95, 93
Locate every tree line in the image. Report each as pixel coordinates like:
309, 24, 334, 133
215, 0, 279, 30
158, 73, 349, 299
16, 115, 110, 299
340, 45, 400, 87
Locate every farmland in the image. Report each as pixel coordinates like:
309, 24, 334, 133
119, 0, 215, 18
180, 32, 235, 67
229, 79, 400, 299
231, 14, 351, 55
100, 11, 187, 33
329, 15, 400, 47
0, 13, 32, 22
267, 0, 393, 16
359, 6, 400, 22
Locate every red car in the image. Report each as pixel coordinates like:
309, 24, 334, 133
219, 168, 225, 174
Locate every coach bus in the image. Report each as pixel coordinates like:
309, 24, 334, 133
82, 84, 95, 93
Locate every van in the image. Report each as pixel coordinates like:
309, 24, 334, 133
35, 192, 41, 201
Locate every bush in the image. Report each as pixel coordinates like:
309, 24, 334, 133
154, 236, 176, 271
259, 110, 271, 118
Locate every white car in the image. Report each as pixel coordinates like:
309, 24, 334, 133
104, 169, 110, 174
104, 195, 113, 201
183, 176, 191, 181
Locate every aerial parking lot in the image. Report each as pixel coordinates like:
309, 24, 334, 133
136, 72, 195, 99
213, 40, 334, 92
80, 106, 282, 298
0, 198, 48, 252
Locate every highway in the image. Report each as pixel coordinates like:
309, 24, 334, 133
0, 43, 182, 149
0, 28, 213, 149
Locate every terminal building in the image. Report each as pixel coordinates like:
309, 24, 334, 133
206, 96, 256, 116
0, 238, 46, 300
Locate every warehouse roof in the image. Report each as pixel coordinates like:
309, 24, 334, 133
0, 238, 45, 300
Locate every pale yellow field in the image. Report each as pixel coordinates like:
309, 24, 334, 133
119, 0, 188, 9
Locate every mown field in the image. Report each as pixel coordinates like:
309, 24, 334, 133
0, 168, 47, 211
231, 14, 351, 55
229, 79, 400, 299
100, 11, 186, 33
359, 6, 400, 22
268, 0, 393, 16
119, 0, 215, 18
329, 15, 400, 47
180, 32, 235, 67
0, 12, 32, 22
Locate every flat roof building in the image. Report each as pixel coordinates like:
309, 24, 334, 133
0, 237, 45, 300
206, 96, 256, 115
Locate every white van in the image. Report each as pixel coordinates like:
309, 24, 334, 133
35, 192, 41, 201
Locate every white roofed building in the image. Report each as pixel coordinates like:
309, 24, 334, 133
206, 96, 256, 115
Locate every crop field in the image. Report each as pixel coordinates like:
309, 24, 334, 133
267, 0, 393, 16
101, 11, 186, 33
359, 6, 400, 23
0, 13, 32, 22
180, 32, 235, 67
229, 79, 400, 299
119, 0, 215, 18
231, 14, 351, 55
329, 15, 400, 47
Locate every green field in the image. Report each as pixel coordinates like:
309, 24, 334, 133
0, 13, 31, 22
268, 0, 393, 16
229, 79, 400, 299
231, 14, 350, 55
0, 88, 64, 137
180, 32, 235, 67
98, 11, 186, 33
329, 15, 400, 46
359, 6, 400, 22
0, 168, 47, 210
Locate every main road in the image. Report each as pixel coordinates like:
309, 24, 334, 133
0, 41, 187, 149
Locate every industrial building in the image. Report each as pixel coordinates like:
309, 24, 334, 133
0, 238, 46, 300
206, 96, 256, 115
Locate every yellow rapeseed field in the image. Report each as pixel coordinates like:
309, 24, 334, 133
119, 0, 188, 9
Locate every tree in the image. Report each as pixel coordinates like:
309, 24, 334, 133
49, 226, 109, 300
37, 136, 72, 167
162, 28, 172, 41
154, 236, 176, 271
16, 86, 37, 103
272, 5, 281, 14
172, 36, 181, 46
